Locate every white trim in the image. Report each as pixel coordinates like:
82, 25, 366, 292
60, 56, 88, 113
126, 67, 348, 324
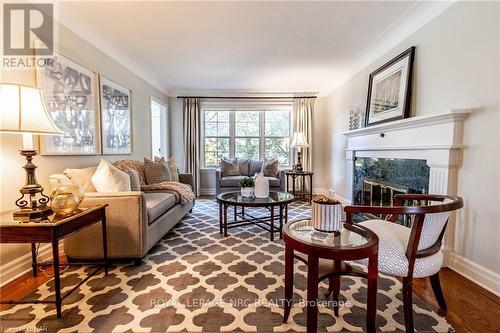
0, 244, 53, 287
200, 187, 216, 196
323, 1, 456, 95
448, 252, 500, 297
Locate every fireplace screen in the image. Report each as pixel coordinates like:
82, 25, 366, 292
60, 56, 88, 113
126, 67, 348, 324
353, 157, 430, 226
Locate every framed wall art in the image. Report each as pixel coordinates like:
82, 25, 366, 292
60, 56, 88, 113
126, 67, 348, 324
99, 77, 132, 155
37, 52, 101, 155
365, 46, 415, 126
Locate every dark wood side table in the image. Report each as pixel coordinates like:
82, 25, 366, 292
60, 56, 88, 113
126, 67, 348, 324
282, 219, 379, 333
216, 191, 294, 241
284, 170, 313, 204
0, 205, 109, 318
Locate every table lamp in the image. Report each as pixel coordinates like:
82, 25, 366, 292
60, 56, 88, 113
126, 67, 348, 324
290, 131, 308, 172
0, 83, 62, 221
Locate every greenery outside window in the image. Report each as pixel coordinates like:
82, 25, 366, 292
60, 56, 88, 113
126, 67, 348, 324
202, 107, 291, 167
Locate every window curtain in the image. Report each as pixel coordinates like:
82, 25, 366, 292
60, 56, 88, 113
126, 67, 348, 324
183, 98, 201, 196
292, 97, 314, 190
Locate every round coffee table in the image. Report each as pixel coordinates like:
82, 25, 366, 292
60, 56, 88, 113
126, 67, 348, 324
282, 219, 379, 333
216, 191, 294, 241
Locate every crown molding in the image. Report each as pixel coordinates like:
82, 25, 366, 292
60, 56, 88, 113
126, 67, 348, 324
320, 1, 457, 96
54, 6, 170, 95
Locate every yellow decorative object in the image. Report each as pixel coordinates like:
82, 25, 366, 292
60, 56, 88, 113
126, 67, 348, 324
50, 184, 84, 216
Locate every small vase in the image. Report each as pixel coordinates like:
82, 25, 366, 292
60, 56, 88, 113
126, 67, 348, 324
254, 172, 269, 198
241, 186, 255, 198
311, 199, 342, 232
50, 184, 84, 216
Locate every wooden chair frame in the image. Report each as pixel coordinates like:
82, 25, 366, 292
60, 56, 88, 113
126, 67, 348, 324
344, 194, 464, 333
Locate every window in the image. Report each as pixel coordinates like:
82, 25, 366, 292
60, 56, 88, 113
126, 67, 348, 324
151, 99, 167, 158
202, 107, 291, 167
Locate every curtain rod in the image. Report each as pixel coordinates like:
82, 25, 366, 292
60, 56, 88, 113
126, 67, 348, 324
176, 96, 316, 99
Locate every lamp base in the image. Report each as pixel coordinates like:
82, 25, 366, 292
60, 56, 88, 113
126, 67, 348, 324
13, 149, 53, 222
13, 205, 53, 222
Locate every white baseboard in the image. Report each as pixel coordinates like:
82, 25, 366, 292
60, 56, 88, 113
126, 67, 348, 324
200, 187, 216, 195
447, 252, 500, 296
331, 190, 352, 205
0, 244, 53, 287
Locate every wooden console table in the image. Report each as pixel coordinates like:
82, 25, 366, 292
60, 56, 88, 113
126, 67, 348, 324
0, 205, 108, 318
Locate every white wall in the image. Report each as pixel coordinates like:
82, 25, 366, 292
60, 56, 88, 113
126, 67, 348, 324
0, 22, 169, 284
317, 2, 500, 277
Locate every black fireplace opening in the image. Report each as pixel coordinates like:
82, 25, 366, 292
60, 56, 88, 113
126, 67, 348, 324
353, 157, 430, 225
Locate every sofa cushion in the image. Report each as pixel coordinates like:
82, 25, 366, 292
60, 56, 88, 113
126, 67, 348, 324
220, 175, 247, 187
220, 158, 240, 177
266, 177, 281, 187
237, 159, 250, 176
145, 192, 177, 224
249, 160, 264, 176
64, 166, 98, 192
91, 159, 131, 192
144, 157, 171, 184
262, 159, 280, 177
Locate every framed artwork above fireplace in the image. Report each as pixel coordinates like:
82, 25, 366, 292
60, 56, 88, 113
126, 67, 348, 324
365, 46, 415, 126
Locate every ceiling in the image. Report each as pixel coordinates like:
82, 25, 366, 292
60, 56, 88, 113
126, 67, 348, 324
57, 1, 453, 95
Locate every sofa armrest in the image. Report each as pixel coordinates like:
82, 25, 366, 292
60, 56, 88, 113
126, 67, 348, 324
64, 191, 148, 259
215, 168, 222, 195
179, 173, 194, 190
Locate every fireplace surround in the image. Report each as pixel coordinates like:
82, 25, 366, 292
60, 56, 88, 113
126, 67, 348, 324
342, 109, 470, 264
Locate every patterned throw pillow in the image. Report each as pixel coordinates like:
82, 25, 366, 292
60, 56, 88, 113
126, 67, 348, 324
154, 156, 179, 182
261, 159, 280, 177
122, 167, 141, 191
219, 158, 240, 177
114, 160, 146, 185
144, 158, 171, 184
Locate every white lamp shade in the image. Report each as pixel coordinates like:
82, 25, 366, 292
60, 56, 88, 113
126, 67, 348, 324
290, 131, 309, 148
0, 84, 61, 135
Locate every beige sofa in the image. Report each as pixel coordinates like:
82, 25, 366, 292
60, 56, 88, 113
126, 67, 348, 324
49, 173, 195, 263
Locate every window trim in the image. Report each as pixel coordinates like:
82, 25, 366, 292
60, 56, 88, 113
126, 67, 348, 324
201, 105, 292, 168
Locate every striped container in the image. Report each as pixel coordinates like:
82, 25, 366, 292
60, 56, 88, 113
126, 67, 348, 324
311, 199, 343, 232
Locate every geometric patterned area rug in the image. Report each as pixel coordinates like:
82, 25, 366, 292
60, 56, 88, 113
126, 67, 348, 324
0, 199, 452, 332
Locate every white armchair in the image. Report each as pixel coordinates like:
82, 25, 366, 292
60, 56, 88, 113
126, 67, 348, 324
344, 194, 464, 333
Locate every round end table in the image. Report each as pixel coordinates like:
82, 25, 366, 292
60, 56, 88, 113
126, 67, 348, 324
282, 219, 379, 333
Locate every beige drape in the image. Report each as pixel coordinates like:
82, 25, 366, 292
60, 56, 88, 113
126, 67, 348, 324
292, 97, 314, 190
183, 98, 201, 196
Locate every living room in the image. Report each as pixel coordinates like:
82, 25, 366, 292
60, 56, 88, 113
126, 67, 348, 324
0, 1, 498, 332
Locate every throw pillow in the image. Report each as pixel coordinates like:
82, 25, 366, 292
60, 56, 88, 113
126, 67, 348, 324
154, 156, 179, 182
249, 160, 264, 176
166, 157, 180, 182
237, 159, 250, 176
91, 159, 131, 192
220, 158, 240, 177
261, 159, 280, 177
122, 167, 141, 191
64, 166, 98, 192
114, 160, 147, 185
144, 157, 171, 184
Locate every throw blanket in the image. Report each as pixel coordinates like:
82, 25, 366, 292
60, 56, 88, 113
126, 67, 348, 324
141, 181, 195, 204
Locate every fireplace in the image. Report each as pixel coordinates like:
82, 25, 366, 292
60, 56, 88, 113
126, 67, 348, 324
353, 157, 430, 225
341, 109, 470, 264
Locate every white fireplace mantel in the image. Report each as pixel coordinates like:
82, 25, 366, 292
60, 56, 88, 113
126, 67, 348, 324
341, 108, 471, 264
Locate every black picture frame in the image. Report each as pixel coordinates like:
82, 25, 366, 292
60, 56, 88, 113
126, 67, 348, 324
365, 46, 415, 127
